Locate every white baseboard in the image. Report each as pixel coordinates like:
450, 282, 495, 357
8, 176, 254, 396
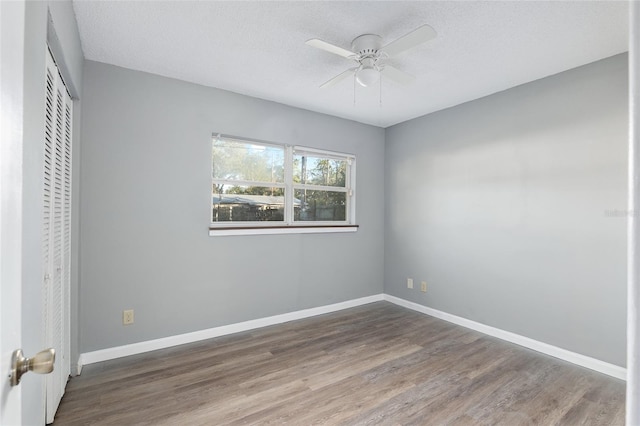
77, 293, 626, 381
77, 294, 384, 373
383, 294, 626, 381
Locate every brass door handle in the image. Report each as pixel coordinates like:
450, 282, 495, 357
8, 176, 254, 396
9, 348, 55, 386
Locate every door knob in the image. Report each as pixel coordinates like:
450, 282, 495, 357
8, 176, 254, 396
9, 348, 55, 386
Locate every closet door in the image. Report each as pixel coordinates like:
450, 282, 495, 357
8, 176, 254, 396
43, 47, 72, 424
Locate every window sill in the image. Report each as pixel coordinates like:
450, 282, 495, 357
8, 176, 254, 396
209, 224, 359, 237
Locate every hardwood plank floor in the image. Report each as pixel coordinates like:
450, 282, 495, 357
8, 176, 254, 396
53, 302, 625, 425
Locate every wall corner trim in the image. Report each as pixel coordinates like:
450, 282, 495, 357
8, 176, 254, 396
383, 294, 626, 381
77, 294, 384, 371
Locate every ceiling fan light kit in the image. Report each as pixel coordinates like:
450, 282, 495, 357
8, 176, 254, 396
306, 24, 437, 89
355, 65, 379, 87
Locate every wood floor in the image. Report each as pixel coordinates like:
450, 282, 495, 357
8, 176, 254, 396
53, 302, 625, 425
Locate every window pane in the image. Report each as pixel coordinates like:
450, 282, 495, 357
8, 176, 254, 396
213, 139, 284, 183
294, 189, 346, 222
293, 155, 347, 187
212, 185, 285, 222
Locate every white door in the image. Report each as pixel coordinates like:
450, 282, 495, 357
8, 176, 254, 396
1, 1, 27, 424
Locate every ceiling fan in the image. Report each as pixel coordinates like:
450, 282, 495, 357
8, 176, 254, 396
306, 24, 437, 89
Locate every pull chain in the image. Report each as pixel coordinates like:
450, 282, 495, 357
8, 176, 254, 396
379, 73, 382, 107
353, 74, 356, 107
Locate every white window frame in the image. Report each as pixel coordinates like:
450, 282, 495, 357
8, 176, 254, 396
210, 134, 358, 236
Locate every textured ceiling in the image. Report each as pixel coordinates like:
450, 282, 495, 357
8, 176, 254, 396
72, 1, 629, 128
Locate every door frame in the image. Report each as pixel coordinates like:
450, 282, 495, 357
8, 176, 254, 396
627, 2, 640, 424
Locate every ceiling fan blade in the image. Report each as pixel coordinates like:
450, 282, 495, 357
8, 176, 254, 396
319, 68, 357, 89
381, 65, 415, 85
382, 24, 437, 57
306, 39, 356, 59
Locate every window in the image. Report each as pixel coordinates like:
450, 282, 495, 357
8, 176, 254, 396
211, 137, 286, 223
210, 134, 357, 235
293, 148, 350, 222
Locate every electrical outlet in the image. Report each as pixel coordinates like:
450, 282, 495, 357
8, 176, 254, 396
407, 278, 413, 289
123, 309, 134, 325
421, 281, 427, 292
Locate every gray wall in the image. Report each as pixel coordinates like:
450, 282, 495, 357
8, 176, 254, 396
80, 51, 627, 367
79, 61, 385, 352
385, 54, 628, 366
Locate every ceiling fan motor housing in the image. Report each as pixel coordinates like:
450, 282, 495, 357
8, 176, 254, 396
351, 34, 383, 58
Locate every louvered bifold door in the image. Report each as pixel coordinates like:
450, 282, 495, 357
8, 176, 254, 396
43, 47, 72, 424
